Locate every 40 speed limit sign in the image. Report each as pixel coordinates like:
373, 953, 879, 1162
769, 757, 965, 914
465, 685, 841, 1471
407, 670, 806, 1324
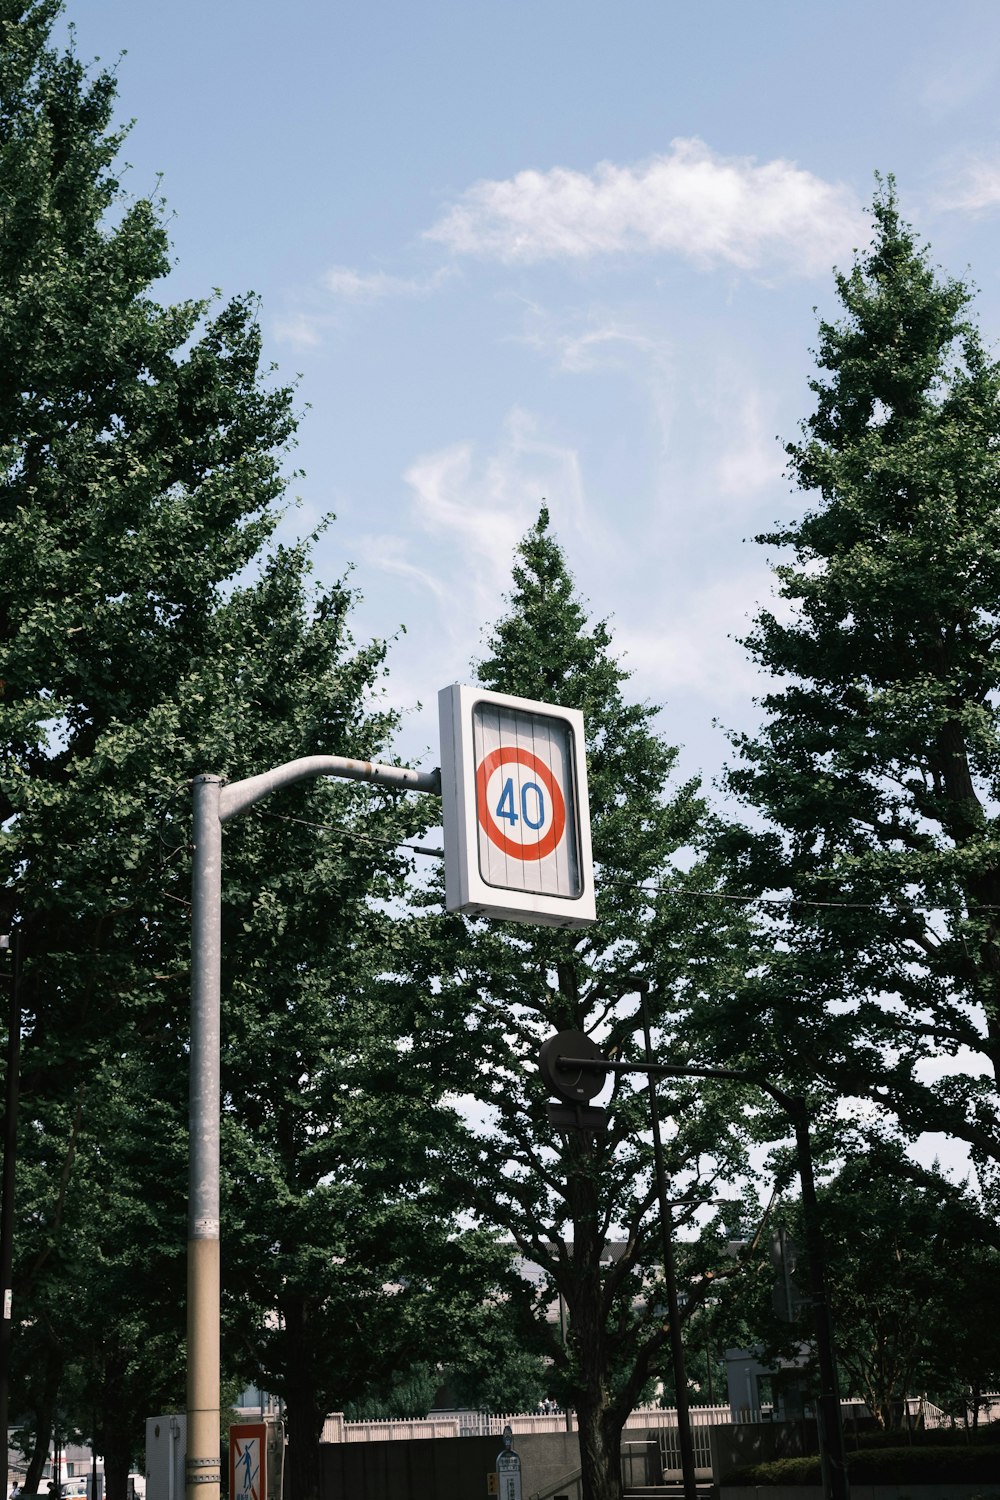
439, 684, 595, 926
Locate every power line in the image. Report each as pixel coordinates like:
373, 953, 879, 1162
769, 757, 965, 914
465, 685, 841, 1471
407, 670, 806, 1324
612, 876, 1000, 915
252, 806, 445, 860
615, 881, 951, 912
250, 807, 1000, 915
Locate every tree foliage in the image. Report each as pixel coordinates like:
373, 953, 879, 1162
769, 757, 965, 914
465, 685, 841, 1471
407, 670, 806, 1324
774, 1144, 1000, 1428
407, 509, 760, 1500
0, 8, 490, 1496
0, 0, 296, 1477
708, 183, 1000, 1187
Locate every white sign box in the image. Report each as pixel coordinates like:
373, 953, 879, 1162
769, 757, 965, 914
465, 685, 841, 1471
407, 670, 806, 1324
439, 684, 595, 926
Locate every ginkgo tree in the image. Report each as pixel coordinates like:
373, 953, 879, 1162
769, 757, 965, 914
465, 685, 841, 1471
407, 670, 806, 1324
710, 183, 1000, 1186
0, 7, 500, 1497
406, 509, 763, 1500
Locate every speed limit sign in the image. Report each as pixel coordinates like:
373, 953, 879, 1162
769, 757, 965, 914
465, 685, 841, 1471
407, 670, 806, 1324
439, 684, 595, 926
476, 744, 566, 861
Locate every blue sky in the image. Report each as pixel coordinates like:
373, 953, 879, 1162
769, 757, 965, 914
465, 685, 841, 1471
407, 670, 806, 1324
64, 2, 1000, 1177
69, 0, 1000, 789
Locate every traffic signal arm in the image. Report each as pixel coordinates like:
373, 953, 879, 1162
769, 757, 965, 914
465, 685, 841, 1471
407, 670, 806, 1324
552, 1052, 799, 1117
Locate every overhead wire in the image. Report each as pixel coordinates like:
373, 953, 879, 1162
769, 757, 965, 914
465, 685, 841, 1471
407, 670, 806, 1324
251, 805, 445, 860
246, 807, 1000, 914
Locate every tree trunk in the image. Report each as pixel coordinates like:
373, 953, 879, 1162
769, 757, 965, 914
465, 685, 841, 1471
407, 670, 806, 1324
103, 1451, 131, 1500
560, 1125, 627, 1500
24, 1346, 62, 1493
279, 1294, 324, 1500
97, 1348, 136, 1500
575, 1398, 624, 1500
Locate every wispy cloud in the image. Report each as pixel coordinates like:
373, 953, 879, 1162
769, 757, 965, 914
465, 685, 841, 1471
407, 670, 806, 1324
931, 152, 1000, 214
403, 438, 529, 602
323, 264, 455, 301
615, 568, 777, 709
523, 317, 662, 375
354, 534, 451, 604
513, 304, 677, 462
272, 264, 454, 348
271, 311, 326, 349
402, 409, 590, 609
356, 410, 602, 655
712, 383, 785, 500
425, 137, 863, 277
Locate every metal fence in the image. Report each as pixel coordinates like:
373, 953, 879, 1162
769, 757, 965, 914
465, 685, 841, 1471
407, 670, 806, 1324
321, 1403, 732, 1447
654, 1408, 724, 1474
320, 1394, 1000, 1455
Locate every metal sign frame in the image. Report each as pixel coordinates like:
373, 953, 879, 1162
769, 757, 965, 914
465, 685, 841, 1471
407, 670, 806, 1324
438, 684, 595, 926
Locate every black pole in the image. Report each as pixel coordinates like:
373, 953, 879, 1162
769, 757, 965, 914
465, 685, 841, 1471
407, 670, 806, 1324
0, 929, 23, 1465
639, 988, 699, 1500
789, 1100, 850, 1500
91, 1407, 99, 1500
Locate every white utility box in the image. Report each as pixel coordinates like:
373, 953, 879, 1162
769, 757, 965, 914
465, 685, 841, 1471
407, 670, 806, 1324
144, 1416, 185, 1500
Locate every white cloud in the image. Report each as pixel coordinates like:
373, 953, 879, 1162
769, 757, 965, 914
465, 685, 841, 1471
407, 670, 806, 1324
931, 152, 1000, 214
403, 439, 532, 604
355, 410, 607, 670
271, 311, 325, 349
552, 324, 660, 374
537, 320, 663, 377
322, 264, 454, 301
513, 305, 678, 464
354, 533, 451, 605
401, 409, 593, 614
615, 572, 770, 709
272, 264, 454, 347
425, 137, 863, 277
713, 385, 785, 500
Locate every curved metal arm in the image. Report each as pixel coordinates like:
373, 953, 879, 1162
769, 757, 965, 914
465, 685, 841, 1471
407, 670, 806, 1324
220, 754, 441, 822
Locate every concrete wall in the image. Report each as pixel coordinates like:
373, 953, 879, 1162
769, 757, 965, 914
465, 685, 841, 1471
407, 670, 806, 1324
320, 1430, 581, 1500
709, 1419, 818, 1480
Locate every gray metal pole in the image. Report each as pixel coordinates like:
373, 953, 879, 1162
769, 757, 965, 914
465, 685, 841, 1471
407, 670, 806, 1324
187, 776, 223, 1500
185, 755, 440, 1500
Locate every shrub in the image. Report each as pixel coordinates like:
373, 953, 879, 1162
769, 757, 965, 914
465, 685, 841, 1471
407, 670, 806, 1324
722, 1444, 1000, 1485
845, 1420, 1000, 1450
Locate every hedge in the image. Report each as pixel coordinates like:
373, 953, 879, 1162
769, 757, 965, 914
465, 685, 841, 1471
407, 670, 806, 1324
722, 1444, 1000, 1485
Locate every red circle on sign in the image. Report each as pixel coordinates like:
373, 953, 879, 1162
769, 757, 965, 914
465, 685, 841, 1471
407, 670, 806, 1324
476, 747, 567, 861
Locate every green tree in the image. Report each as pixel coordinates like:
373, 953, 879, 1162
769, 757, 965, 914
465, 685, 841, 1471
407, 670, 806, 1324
343, 1292, 555, 1418
0, 0, 293, 1476
773, 1144, 1000, 1429
10, 1045, 190, 1496
407, 509, 760, 1500
0, 7, 485, 1495
708, 183, 1000, 1182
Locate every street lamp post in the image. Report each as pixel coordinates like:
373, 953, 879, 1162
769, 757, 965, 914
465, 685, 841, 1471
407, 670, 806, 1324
186, 756, 440, 1500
